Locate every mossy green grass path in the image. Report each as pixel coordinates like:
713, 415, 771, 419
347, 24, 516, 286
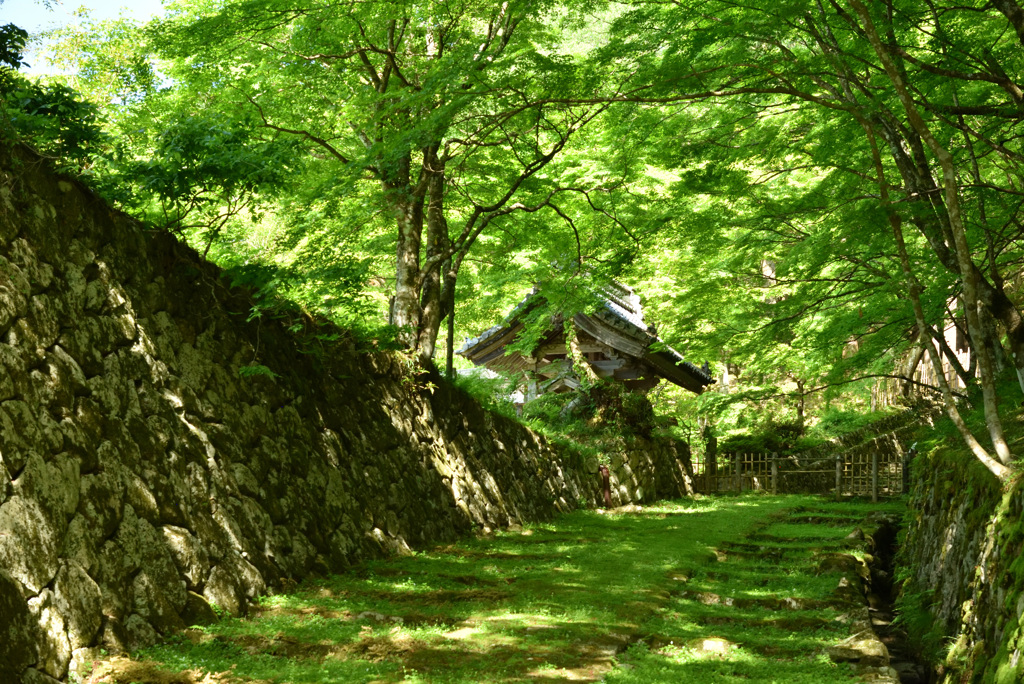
88, 496, 901, 684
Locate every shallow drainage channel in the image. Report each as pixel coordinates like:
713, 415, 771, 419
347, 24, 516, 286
864, 518, 935, 684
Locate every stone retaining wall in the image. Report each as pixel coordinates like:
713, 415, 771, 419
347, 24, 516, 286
606, 438, 694, 505
0, 146, 694, 683
899, 427, 1024, 682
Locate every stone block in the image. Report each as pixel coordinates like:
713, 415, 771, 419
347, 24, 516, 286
0, 496, 61, 594
60, 515, 100, 576
0, 568, 39, 681
203, 563, 246, 618
20, 668, 62, 684
52, 561, 103, 650
123, 613, 158, 650
28, 589, 71, 680
125, 473, 160, 525
162, 525, 210, 590
78, 471, 125, 540
181, 590, 219, 627
95, 540, 132, 619
132, 572, 186, 635
0, 262, 29, 336
1, 401, 57, 469
230, 463, 260, 498
827, 630, 889, 667
6, 238, 53, 293
56, 325, 104, 377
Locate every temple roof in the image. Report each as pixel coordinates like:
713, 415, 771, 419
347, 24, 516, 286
457, 282, 714, 394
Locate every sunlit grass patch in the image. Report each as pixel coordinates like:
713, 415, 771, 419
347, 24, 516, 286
607, 639, 861, 684
760, 522, 857, 540
138, 631, 404, 682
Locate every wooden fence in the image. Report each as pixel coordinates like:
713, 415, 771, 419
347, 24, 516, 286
691, 447, 908, 500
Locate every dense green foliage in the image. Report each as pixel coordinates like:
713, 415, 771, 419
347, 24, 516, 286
521, 381, 657, 439
15, 5, 1024, 679
597, 0, 1024, 476
0, 22, 104, 173
14, 0, 1024, 474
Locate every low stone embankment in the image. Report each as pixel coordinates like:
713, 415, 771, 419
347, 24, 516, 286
899, 437, 1024, 683
0, 145, 694, 682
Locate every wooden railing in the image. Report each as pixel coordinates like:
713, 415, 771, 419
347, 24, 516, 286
691, 432, 913, 500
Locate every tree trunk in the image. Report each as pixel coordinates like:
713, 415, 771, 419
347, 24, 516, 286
445, 257, 456, 381
415, 147, 452, 366
892, 200, 1012, 480
704, 426, 718, 481
981, 307, 1009, 373
417, 161, 446, 365
859, 117, 1013, 481
386, 148, 425, 352
795, 378, 805, 429
854, 0, 1013, 465
392, 208, 424, 351
386, 146, 455, 366
902, 343, 925, 398
930, 326, 973, 390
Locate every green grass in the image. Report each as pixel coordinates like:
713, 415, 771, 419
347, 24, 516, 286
93, 495, 903, 683
604, 499, 904, 684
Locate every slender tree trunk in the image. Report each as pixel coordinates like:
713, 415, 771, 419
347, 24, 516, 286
416, 147, 449, 365
930, 326, 973, 390
443, 251, 456, 381
902, 342, 925, 398
854, 0, 1013, 465
860, 120, 1013, 481
393, 208, 424, 350
446, 278, 455, 381
795, 378, 805, 429
981, 308, 1010, 373
386, 148, 426, 351
891, 198, 1011, 480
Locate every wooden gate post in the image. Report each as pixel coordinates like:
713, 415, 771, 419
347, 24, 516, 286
835, 455, 843, 501
871, 451, 879, 502
771, 453, 778, 495
734, 453, 741, 492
